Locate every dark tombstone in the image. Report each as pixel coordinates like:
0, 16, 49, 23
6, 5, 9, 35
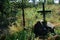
40, 20, 56, 35
34, 21, 48, 37
33, 20, 56, 39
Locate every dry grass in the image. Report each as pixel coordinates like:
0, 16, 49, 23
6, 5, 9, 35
9, 4, 60, 34
47, 35, 60, 40
9, 25, 23, 34
5, 4, 60, 40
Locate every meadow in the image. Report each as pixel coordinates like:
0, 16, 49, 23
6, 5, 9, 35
4, 4, 60, 40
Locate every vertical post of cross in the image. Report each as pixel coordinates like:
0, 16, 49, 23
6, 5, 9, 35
22, 0, 25, 27
37, 1, 51, 22
42, 3, 45, 22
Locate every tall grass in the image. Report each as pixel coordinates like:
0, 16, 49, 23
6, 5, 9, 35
5, 4, 60, 40
5, 29, 35, 40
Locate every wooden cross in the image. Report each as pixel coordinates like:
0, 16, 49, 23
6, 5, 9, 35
37, 3, 51, 22
22, 0, 25, 27
37, 3, 51, 40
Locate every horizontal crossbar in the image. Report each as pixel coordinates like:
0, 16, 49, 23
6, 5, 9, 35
37, 10, 51, 13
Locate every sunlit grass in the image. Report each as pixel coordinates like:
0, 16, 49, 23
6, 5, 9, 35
9, 4, 60, 33
5, 4, 60, 40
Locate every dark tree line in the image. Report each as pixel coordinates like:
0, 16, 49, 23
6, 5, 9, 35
0, 0, 18, 39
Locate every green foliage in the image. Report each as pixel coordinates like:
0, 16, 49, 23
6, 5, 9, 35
55, 27, 60, 35
5, 29, 35, 40
0, 0, 18, 26
47, 0, 54, 4
0, 0, 18, 39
